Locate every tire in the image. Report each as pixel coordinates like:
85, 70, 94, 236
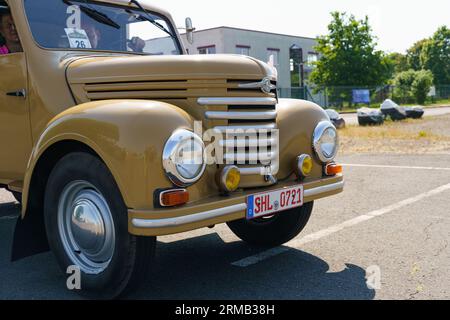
44, 152, 155, 299
227, 201, 314, 247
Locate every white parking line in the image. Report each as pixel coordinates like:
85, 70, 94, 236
342, 164, 450, 171
0, 215, 18, 220
231, 182, 450, 267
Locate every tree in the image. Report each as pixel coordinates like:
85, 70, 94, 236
393, 69, 434, 104
386, 52, 409, 77
421, 26, 450, 85
310, 12, 391, 88
406, 39, 429, 70
411, 70, 434, 104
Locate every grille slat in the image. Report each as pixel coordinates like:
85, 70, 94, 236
198, 91, 278, 182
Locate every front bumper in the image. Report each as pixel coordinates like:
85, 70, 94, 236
128, 175, 344, 236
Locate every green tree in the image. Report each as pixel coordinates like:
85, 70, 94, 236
393, 69, 434, 104
406, 39, 429, 70
412, 70, 434, 104
386, 52, 409, 76
310, 12, 391, 88
421, 26, 450, 85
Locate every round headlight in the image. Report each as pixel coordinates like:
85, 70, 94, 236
163, 129, 206, 187
313, 121, 339, 163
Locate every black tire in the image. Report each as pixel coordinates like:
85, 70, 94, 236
44, 152, 155, 299
227, 201, 314, 247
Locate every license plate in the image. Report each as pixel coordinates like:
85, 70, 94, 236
247, 185, 304, 220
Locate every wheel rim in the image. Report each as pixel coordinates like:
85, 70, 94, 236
57, 181, 115, 275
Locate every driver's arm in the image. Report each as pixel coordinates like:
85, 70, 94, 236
128, 36, 145, 53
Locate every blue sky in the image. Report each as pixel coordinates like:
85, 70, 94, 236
160, 0, 449, 53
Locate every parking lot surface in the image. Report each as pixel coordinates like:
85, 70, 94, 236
1, 153, 450, 300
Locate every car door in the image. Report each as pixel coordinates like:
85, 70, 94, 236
0, 52, 32, 182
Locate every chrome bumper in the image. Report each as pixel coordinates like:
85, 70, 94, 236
131, 180, 345, 229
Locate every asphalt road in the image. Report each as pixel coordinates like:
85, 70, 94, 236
1, 153, 450, 300
341, 106, 450, 125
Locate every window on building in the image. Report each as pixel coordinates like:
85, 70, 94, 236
267, 48, 280, 66
198, 46, 216, 54
236, 45, 250, 56
307, 52, 319, 66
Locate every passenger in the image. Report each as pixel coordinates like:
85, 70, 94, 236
0, 8, 22, 54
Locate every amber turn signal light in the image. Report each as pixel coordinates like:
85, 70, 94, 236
325, 163, 343, 176
160, 189, 189, 207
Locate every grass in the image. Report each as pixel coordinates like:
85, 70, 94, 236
340, 121, 446, 141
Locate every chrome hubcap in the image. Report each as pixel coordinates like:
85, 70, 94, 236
58, 181, 115, 274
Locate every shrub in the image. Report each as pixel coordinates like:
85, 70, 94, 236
393, 69, 434, 104
411, 70, 434, 105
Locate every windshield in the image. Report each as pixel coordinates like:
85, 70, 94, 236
24, 0, 182, 55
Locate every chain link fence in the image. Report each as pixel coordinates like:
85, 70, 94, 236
278, 85, 450, 109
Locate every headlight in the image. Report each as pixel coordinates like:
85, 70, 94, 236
313, 121, 339, 163
163, 129, 206, 187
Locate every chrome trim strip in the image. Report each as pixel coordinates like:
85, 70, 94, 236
131, 180, 344, 229
304, 181, 345, 198
132, 203, 248, 228
205, 110, 277, 120
224, 152, 276, 162
238, 165, 277, 175
220, 138, 278, 148
238, 79, 277, 93
213, 123, 277, 133
198, 97, 277, 106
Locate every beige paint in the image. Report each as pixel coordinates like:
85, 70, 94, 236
0, 0, 343, 236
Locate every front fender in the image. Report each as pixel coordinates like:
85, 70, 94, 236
277, 98, 330, 179
21, 100, 194, 216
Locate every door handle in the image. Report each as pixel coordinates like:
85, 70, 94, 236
6, 89, 26, 98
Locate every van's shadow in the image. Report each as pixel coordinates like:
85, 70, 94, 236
0, 202, 20, 218
131, 233, 375, 300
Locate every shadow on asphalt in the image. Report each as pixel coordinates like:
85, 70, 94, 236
1, 202, 374, 300
130, 233, 375, 300
0, 202, 20, 218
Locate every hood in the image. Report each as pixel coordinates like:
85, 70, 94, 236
66, 54, 275, 85
66, 54, 277, 103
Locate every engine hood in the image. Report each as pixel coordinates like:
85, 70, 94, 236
66, 54, 276, 85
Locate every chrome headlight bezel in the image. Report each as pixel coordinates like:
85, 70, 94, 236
162, 129, 206, 187
313, 121, 339, 163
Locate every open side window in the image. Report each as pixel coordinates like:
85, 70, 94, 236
0, 0, 23, 54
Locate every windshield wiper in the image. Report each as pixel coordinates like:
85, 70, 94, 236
63, 0, 120, 29
128, 0, 175, 38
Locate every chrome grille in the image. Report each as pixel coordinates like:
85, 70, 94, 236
198, 96, 278, 182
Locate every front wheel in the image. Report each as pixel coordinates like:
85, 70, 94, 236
227, 202, 314, 247
44, 152, 155, 299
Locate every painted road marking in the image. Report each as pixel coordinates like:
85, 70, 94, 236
342, 164, 450, 171
0, 215, 18, 220
231, 182, 450, 267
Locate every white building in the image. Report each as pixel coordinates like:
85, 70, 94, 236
146, 26, 318, 90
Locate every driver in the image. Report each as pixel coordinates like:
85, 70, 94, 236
81, 18, 146, 53
0, 7, 22, 54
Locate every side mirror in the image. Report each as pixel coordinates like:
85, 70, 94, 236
185, 17, 195, 45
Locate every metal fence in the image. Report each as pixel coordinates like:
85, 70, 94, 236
278, 85, 450, 109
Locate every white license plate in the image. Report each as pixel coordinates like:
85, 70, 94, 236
247, 185, 304, 220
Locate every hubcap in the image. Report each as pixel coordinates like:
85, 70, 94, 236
58, 181, 115, 275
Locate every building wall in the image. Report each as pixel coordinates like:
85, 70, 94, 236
146, 27, 318, 89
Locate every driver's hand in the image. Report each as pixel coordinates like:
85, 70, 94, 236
129, 37, 145, 53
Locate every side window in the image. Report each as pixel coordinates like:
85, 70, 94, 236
198, 45, 216, 54
0, 5, 23, 54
